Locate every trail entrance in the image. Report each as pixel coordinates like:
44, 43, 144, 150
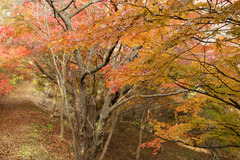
0, 82, 74, 159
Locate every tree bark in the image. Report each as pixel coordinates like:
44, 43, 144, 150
60, 88, 65, 139
99, 108, 119, 160
136, 108, 146, 160
50, 84, 57, 117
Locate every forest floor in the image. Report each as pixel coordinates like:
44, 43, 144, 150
0, 82, 223, 160
0, 82, 74, 159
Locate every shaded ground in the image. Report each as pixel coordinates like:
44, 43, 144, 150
106, 123, 213, 160
0, 82, 74, 159
0, 82, 222, 159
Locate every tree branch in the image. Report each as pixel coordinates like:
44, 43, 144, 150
110, 95, 135, 112
131, 123, 240, 149
80, 41, 118, 84
140, 90, 188, 98
59, 0, 74, 12
69, 0, 103, 19
34, 61, 57, 83
175, 82, 240, 111
224, 126, 240, 137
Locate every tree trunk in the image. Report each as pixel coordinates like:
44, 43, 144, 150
74, 87, 113, 160
99, 108, 119, 160
60, 88, 65, 139
136, 108, 146, 160
72, 93, 81, 159
73, 86, 89, 160
50, 84, 57, 117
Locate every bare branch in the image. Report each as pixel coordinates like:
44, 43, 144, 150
110, 95, 135, 112
69, 0, 103, 19
60, 0, 74, 12
80, 41, 118, 83
140, 90, 188, 98
86, 43, 99, 70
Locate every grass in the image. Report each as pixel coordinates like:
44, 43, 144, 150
18, 122, 55, 159
185, 152, 198, 160
19, 143, 51, 160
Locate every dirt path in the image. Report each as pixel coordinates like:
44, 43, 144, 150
0, 82, 218, 160
0, 82, 74, 159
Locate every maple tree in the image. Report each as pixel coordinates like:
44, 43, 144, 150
1, 0, 240, 159
0, 0, 21, 97
103, 0, 240, 158
0, 41, 13, 96
0, 0, 142, 159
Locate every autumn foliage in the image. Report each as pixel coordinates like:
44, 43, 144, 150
0, 0, 240, 159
